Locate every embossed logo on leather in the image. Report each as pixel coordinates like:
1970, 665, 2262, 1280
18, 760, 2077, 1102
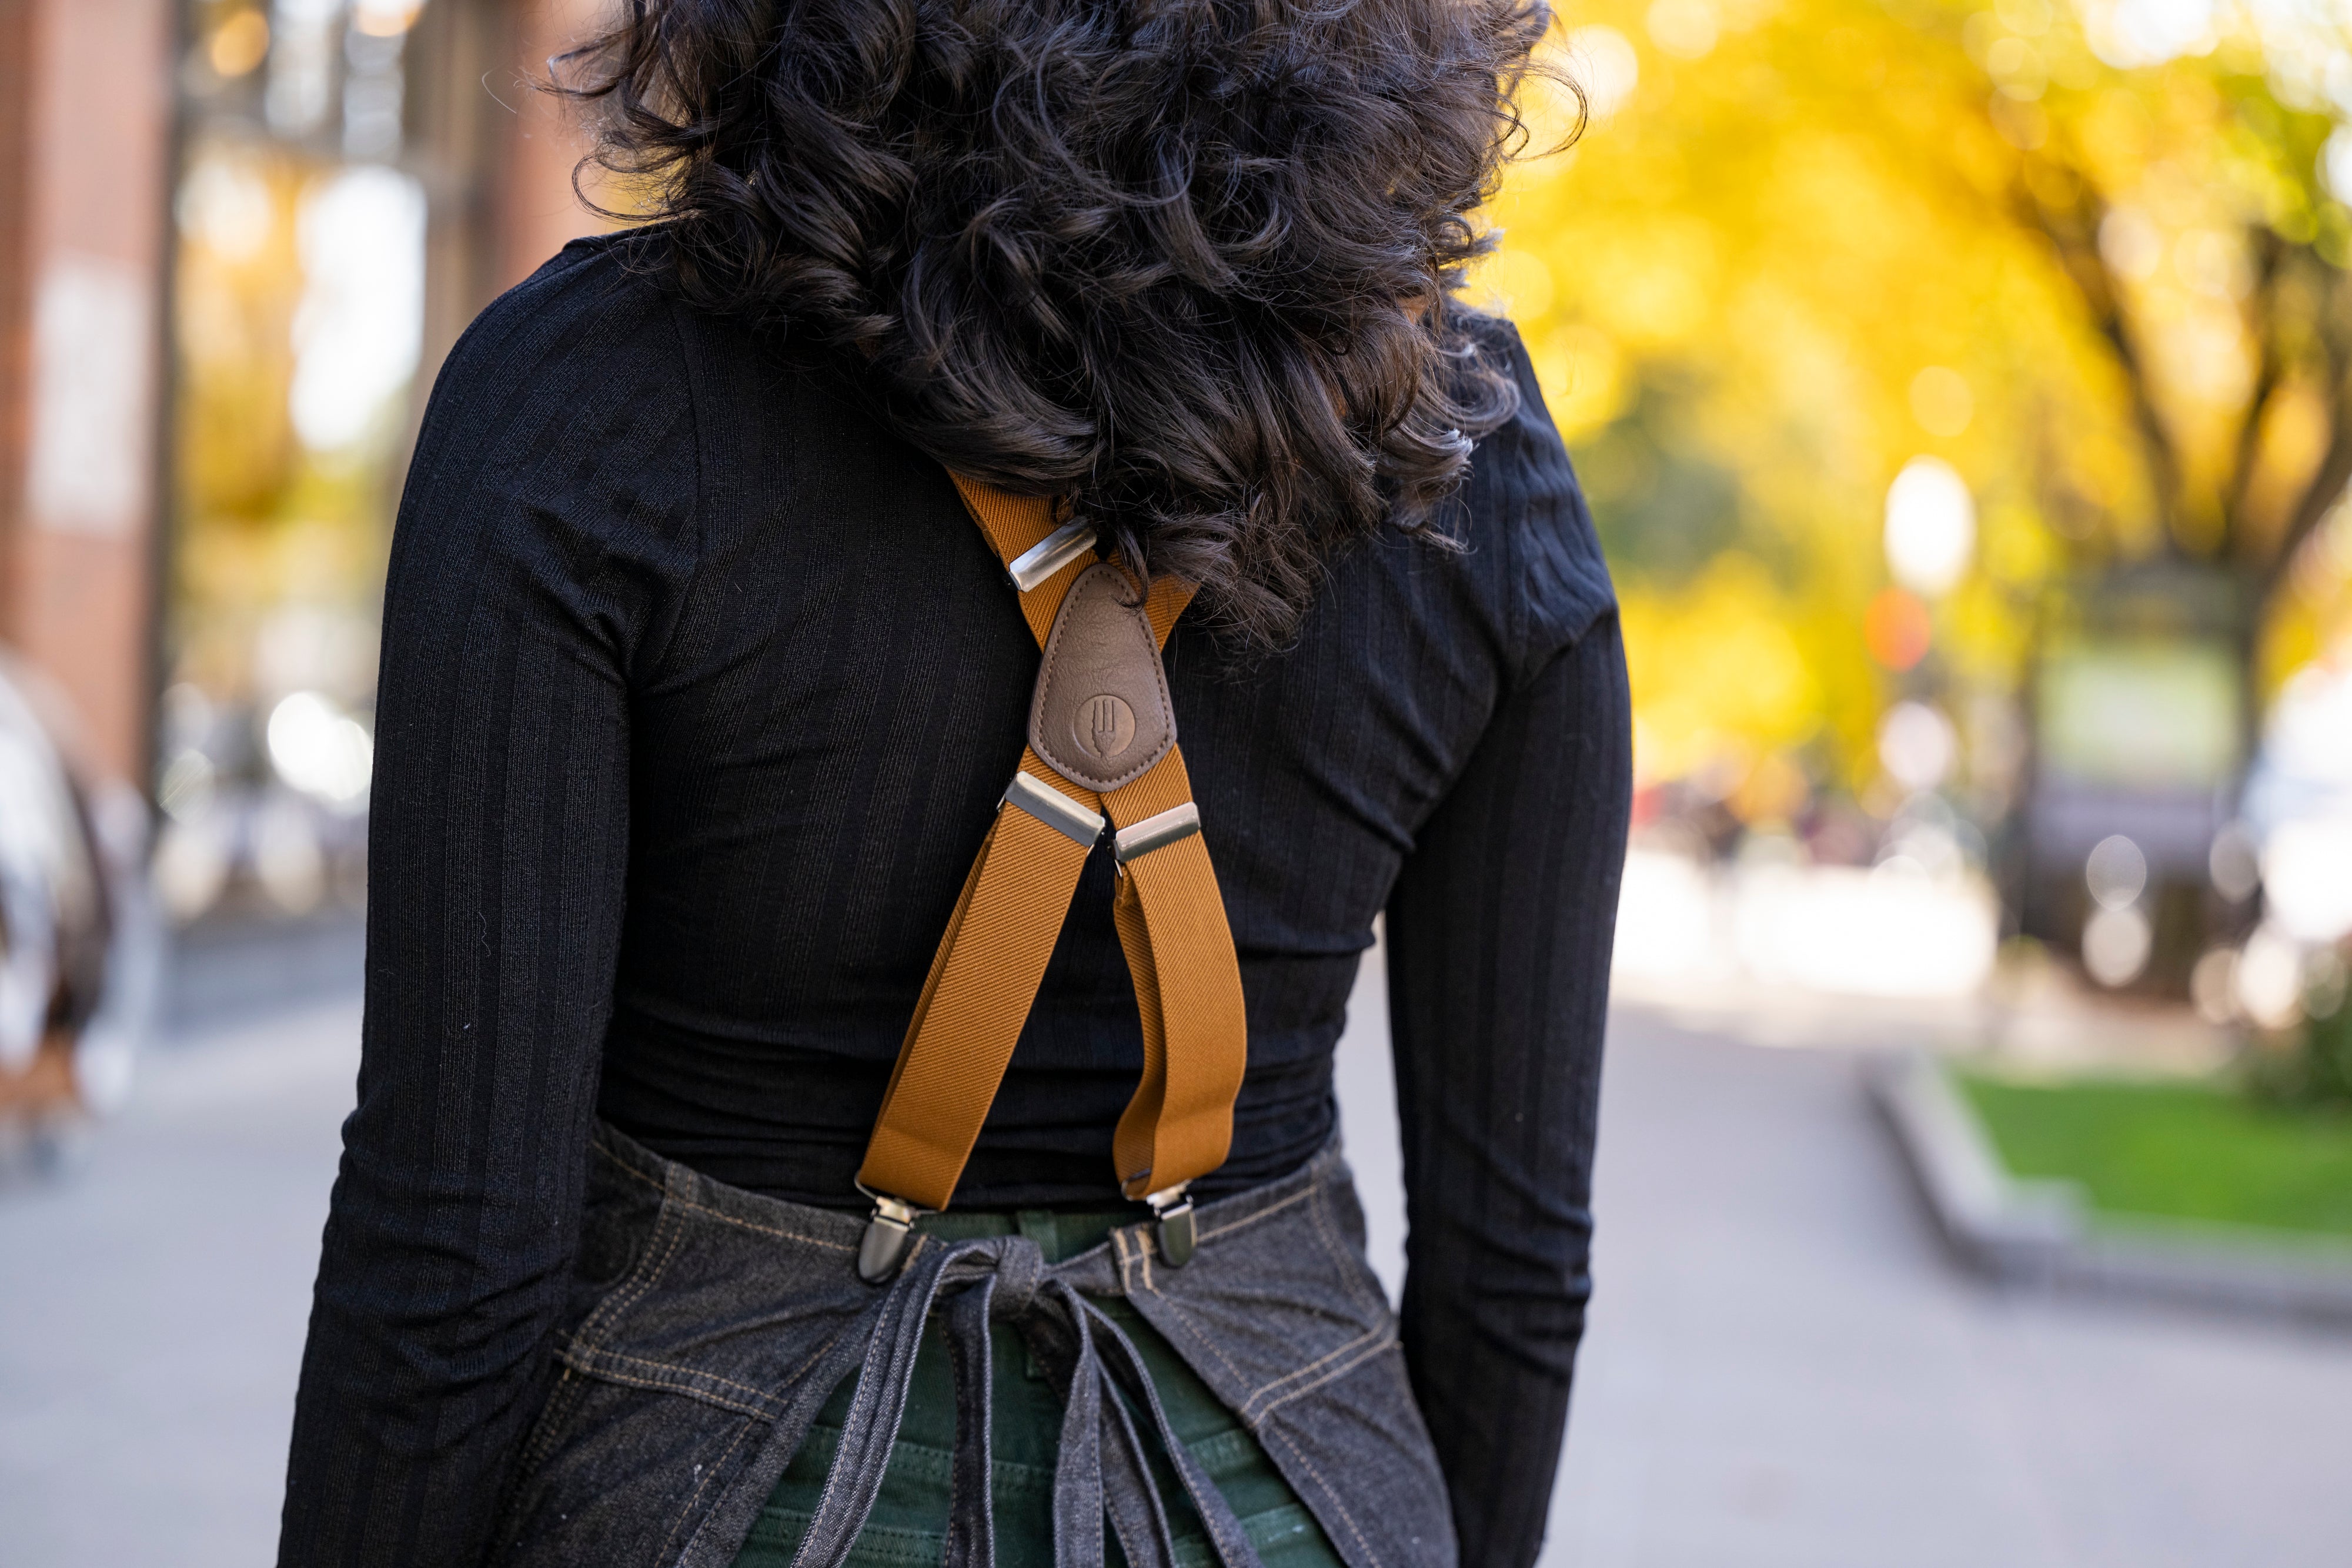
1029, 563, 1177, 791
1078, 695, 1137, 761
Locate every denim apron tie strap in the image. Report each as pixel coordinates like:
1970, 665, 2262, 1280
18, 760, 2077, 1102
786, 1241, 970, 1568
1076, 1290, 1261, 1568
791, 1238, 1264, 1568
943, 1274, 1001, 1568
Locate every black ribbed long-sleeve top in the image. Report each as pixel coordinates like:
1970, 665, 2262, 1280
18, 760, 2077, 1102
280, 231, 1630, 1568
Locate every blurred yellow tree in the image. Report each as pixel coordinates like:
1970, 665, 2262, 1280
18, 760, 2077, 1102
1486, 0, 2352, 808
172, 141, 400, 708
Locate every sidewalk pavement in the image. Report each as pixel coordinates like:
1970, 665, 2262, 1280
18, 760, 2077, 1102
0, 995, 360, 1567
2, 974, 2348, 1567
1525, 1009, 2352, 1568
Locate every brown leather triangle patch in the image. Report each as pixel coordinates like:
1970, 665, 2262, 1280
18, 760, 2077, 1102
1030, 563, 1177, 792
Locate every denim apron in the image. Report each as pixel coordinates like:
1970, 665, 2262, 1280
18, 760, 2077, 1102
493, 1126, 1457, 1568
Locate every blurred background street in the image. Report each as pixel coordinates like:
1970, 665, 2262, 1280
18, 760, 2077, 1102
9, 963, 2352, 1566
0, 995, 359, 1567
6, 0, 2352, 1562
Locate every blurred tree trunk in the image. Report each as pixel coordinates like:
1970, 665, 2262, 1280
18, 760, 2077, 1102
2018, 129, 2352, 726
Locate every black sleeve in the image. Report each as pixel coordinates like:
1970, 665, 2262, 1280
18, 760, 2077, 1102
278, 246, 700, 1567
1385, 614, 1632, 1568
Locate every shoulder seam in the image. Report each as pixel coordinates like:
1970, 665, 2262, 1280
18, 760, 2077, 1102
428, 235, 633, 398
1491, 325, 1613, 688
1496, 326, 1537, 685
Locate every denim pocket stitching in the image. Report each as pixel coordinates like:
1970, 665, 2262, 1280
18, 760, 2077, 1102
1306, 1185, 1387, 1323
663, 1413, 763, 1567
588, 1130, 648, 1182
592, 1140, 856, 1255
515, 1366, 588, 1476
580, 1347, 786, 1413
1238, 1326, 1396, 1425
1267, 1425, 1382, 1568
1113, 1223, 1154, 1295
1150, 1290, 1257, 1400
1193, 1183, 1316, 1246
555, 1348, 777, 1420
571, 1180, 692, 1354
660, 1193, 857, 1254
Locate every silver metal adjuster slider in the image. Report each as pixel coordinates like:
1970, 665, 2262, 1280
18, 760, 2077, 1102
856, 1184, 928, 1283
1003, 771, 1107, 846
1144, 1182, 1197, 1268
1005, 519, 1096, 593
1112, 803, 1200, 867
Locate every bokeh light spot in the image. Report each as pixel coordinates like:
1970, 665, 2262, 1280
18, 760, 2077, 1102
1884, 456, 1977, 595
1563, 26, 1640, 121
1877, 700, 1957, 791
1865, 587, 1933, 671
1646, 0, 1720, 59
208, 8, 270, 78
2084, 834, 2148, 911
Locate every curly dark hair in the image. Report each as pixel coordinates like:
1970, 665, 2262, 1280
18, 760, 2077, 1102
560, 0, 1562, 644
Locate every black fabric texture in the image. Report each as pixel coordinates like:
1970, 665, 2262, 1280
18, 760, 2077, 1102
279, 230, 1629, 1568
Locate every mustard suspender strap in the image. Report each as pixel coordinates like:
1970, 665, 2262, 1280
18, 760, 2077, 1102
853, 479, 1248, 1281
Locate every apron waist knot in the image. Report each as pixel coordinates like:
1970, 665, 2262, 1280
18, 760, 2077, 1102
787, 1237, 1262, 1568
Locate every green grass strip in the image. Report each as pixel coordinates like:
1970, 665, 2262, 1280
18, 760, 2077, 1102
1955, 1070, 2352, 1240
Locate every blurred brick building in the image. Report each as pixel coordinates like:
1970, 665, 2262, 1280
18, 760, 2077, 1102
0, 0, 603, 922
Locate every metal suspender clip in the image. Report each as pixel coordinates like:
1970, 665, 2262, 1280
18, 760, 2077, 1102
856, 1186, 927, 1284
1006, 519, 1096, 593
1144, 1182, 1197, 1268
